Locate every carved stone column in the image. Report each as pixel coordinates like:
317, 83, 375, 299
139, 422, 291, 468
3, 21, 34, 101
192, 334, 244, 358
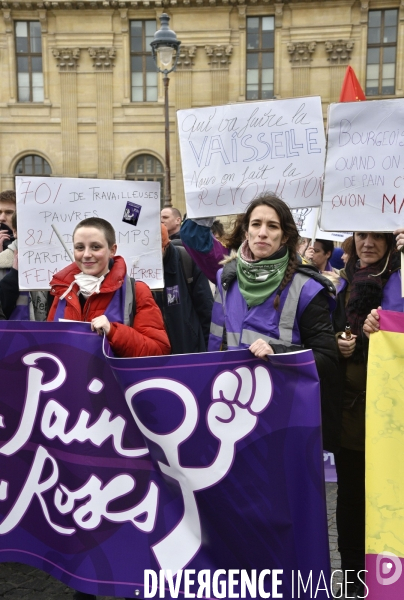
175, 45, 196, 109
52, 48, 81, 177
287, 41, 316, 97
120, 9, 130, 103
325, 40, 354, 101
274, 3, 284, 96
238, 5, 246, 101
175, 45, 196, 212
38, 10, 49, 102
3, 10, 17, 102
88, 47, 116, 179
359, 1, 369, 85
205, 45, 232, 106
396, 0, 404, 95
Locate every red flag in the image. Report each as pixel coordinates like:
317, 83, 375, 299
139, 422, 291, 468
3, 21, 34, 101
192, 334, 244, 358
339, 65, 366, 102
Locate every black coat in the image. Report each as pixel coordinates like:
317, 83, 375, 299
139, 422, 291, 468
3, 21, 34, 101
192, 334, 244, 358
273, 274, 342, 454
154, 243, 213, 354
295, 289, 342, 453
0, 267, 19, 319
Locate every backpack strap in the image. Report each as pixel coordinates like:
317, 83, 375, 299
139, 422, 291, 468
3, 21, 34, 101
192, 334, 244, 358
124, 275, 136, 327
175, 245, 194, 287
170, 238, 193, 284
295, 264, 336, 295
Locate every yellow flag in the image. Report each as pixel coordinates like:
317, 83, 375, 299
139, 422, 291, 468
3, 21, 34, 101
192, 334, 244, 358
366, 310, 404, 598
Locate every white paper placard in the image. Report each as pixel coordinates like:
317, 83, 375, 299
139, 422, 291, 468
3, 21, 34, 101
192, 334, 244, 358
292, 207, 351, 241
291, 207, 318, 238
177, 97, 326, 218
315, 227, 352, 243
16, 177, 163, 291
321, 99, 404, 232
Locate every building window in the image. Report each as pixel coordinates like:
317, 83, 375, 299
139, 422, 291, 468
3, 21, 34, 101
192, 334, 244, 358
130, 20, 157, 102
366, 9, 398, 96
246, 16, 274, 101
126, 154, 164, 206
15, 155, 51, 176
15, 21, 44, 102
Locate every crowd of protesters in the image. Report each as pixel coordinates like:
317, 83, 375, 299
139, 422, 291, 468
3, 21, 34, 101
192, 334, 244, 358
1, 188, 403, 600
178, 199, 404, 600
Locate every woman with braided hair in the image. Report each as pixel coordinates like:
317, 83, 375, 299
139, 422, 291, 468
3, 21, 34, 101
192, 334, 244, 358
209, 193, 341, 453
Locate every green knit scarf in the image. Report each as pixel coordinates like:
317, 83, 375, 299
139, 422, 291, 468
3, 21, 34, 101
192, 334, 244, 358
236, 242, 289, 307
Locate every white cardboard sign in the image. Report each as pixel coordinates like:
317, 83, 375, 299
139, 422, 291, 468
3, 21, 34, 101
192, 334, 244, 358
292, 207, 351, 241
315, 227, 352, 243
16, 177, 163, 291
177, 97, 326, 218
321, 99, 404, 232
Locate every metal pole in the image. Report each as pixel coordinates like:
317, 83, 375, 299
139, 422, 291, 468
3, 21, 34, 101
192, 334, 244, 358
163, 74, 172, 208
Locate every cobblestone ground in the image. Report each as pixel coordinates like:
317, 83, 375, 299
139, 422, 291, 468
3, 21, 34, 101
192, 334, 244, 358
0, 483, 340, 599
326, 482, 344, 595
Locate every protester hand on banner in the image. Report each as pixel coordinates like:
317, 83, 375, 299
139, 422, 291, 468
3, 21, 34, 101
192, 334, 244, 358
249, 338, 274, 359
337, 334, 357, 357
91, 315, 111, 335
12, 248, 18, 270
394, 228, 404, 251
363, 307, 382, 338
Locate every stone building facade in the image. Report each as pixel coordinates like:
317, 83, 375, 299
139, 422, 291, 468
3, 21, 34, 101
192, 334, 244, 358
0, 0, 403, 214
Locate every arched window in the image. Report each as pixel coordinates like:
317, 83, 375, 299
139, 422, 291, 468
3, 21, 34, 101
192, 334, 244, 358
15, 154, 51, 176
126, 154, 164, 207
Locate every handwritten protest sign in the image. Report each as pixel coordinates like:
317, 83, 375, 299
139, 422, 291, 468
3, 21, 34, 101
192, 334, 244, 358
16, 177, 163, 291
292, 207, 351, 241
177, 97, 326, 218
321, 99, 404, 232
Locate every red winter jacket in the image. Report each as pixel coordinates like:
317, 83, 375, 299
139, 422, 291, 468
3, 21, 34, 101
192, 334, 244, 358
48, 256, 171, 358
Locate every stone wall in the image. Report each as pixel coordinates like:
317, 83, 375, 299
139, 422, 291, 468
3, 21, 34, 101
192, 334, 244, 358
0, 0, 402, 215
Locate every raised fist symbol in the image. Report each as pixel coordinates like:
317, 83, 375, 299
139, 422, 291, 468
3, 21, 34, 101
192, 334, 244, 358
126, 364, 273, 574
207, 365, 273, 446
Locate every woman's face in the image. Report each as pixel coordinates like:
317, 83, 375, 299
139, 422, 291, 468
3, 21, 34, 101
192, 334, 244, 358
73, 227, 116, 277
246, 205, 287, 260
354, 232, 388, 267
342, 251, 349, 265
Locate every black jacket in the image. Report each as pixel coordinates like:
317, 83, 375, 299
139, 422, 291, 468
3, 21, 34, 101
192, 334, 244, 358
295, 287, 342, 453
154, 243, 213, 354
0, 268, 19, 319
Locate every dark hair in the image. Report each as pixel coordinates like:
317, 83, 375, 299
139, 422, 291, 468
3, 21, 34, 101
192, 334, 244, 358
225, 213, 245, 250
73, 217, 116, 248
347, 232, 395, 273
11, 212, 17, 232
315, 239, 334, 256
0, 190, 16, 205
240, 193, 300, 309
211, 220, 225, 238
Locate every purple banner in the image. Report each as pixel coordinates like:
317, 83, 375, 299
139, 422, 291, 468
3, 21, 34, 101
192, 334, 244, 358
0, 322, 331, 598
